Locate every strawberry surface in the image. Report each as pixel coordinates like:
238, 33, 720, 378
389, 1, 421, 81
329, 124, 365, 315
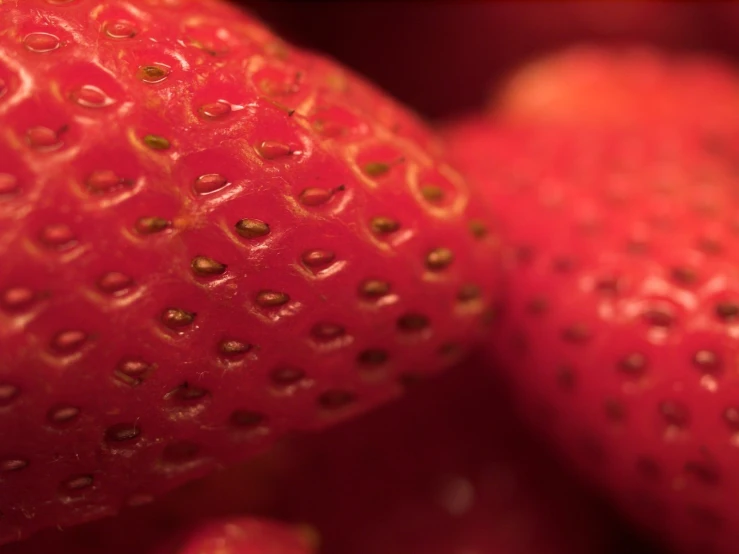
0, 0, 499, 542
0, 360, 612, 554
492, 46, 739, 128
445, 119, 739, 554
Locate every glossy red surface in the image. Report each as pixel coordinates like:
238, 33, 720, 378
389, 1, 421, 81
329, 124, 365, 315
446, 120, 739, 554
0, 0, 499, 542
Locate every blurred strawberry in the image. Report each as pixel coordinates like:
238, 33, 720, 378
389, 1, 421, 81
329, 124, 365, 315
491, 46, 739, 129
250, 1, 703, 118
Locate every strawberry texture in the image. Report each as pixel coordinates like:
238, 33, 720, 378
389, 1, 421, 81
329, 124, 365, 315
0, 360, 611, 554
445, 119, 739, 554
0, 0, 500, 543
492, 45, 739, 129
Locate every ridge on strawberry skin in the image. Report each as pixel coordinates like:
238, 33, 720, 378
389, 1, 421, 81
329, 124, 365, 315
0, 0, 500, 543
444, 118, 739, 554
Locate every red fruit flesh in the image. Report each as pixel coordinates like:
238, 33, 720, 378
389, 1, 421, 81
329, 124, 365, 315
445, 120, 739, 554
271, 361, 609, 554
492, 46, 739, 129
0, 0, 499, 542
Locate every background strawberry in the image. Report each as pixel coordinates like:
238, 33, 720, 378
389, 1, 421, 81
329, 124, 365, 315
491, 46, 739, 128
444, 118, 739, 554
0, 0, 499, 542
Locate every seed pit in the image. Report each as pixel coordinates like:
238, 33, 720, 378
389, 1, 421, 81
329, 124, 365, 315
60, 475, 94, 496
618, 353, 647, 377
0, 383, 20, 407
47, 405, 80, 425
357, 349, 388, 368
104, 423, 141, 444
318, 390, 355, 410
359, 279, 391, 299
161, 308, 196, 330
556, 366, 576, 391
218, 339, 252, 357
134, 216, 171, 235
716, 302, 739, 322
199, 101, 231, 120
161, 441, 200, 464
561, 324, 591, 343
137, 64, 170, 84
86, 170, 132, 194
194, 174, 229, 195
235, 219, 270, 239
301, 249, 336, 270
270, 367, 305, 388
191, 256, 227, 276
1, 287, 37, 311
426, 247, 454, 271
310, 322, 346, 341
693, 350, 721, 374
229, 410, 265, 429
397, 313, 430, 332
0, 459, 28, 473
50, 330, 87, 354
256, 140, 292, 160
659, 400, 690, 428
103, 20, 139, 39
370, 216, 400, 235
39, 223, 77, 249
114, 359, 155, 387
255, 290, 289, 308
685, 461, 721, 486
97, 272, 134, 295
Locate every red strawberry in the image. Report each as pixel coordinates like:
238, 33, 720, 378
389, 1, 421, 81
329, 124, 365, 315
0, 0, 499, 542
444, 118, 739, 554
492, 45, 739, 128
492, 45, 739, 129
268, 360, 611, 554
154, 518, 316, 554
0, 363, 612, 554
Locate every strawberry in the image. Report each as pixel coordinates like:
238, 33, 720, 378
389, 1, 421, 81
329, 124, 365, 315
444, 118, 739, 554
492, 45, 739, 129
0, 363, 612, 554
0, 0, 499, 542
269, 360, 611, 554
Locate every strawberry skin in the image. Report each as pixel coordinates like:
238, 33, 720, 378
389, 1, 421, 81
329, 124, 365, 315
0, 363, 608, 554
0, 0, 499, 542
492, 46, 739, 129
445, 119, 739, 554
